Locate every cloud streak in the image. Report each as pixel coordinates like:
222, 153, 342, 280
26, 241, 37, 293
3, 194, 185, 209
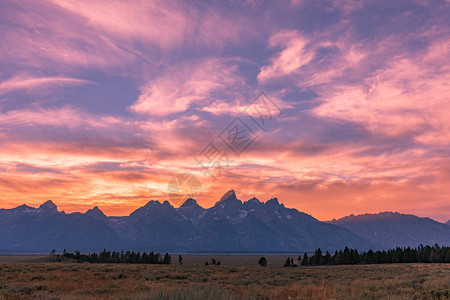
0, 74, 94, 94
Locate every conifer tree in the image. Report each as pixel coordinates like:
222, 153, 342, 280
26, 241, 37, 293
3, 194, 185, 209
301, 252, 309, 266
258, 257, 267, 266
163, 252, 171, 265
284, 257, 291, 267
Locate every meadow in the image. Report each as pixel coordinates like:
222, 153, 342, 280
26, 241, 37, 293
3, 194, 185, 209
0, 256, 448, 299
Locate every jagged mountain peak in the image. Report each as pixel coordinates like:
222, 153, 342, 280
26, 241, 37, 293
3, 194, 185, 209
85, 206, 106, 218
176, 198, 205, 220
143, 200, 163, 208
243, 197, 262, 210
38, 200, 58, 214
39, 200, 57, 209
17, 204, 35, 210
215, 190, 240, 205
265, 197, 281, 206
247, 197, 261, 203
180, 198, 198, 208
130, 199, 177, 218
0, 204, 36, 214
142, 200, 173, 208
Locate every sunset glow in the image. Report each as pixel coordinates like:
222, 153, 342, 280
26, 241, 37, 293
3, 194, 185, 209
0, 0, 449, 222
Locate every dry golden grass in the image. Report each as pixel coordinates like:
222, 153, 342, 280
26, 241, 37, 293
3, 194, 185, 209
0, 259, 448, 299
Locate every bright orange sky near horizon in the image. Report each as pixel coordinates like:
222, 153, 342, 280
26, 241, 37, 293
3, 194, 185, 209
0, 0, 449, 222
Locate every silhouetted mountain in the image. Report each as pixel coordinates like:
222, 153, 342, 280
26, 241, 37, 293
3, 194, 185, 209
85, 206, 107, 219
180, 198, 198, 208
0, 192, 447, 253
329, 212, 450, 249
38, 200, 58, 215
182, 191, 371, 251
446, 220, 450, 226
177, 198, 205, 220
0, 202, 122, 252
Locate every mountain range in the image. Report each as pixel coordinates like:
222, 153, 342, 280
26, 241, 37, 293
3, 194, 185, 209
0, 190, 448, 253
329, 212, 450, 249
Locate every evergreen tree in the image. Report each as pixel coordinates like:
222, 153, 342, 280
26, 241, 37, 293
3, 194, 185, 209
324, 251, 331, 265
317, 248, 323, 265
284, 257, 291, 267
258, 257, 267, 266
301, 252, 309, 266
178, 255, 183, 265
445, 249, 450, 263
332, 250, 339, 264
163, 252, 171, 265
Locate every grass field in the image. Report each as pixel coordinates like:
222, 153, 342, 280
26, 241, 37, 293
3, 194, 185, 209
0, 257, 448, 299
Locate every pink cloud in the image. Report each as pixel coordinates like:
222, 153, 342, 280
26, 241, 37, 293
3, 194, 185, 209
131, 59, 248, 116
259, 21, 450, 146
258, 30, 314, 83
0, 1, 138, 72
0, 74, 94, 94
0, 106, 121, 129
49, 0, 257, 51
0, 105, 215, 174
313, 38, 450, 141
49, 0, 187, 49
258, 29, 369, 88
290, 0, 364, 14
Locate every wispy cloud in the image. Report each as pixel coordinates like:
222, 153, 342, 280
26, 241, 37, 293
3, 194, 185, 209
258, 30, 314, 83
49, 0, 187, 49
131, 59, 249, 116
0, 74, 94, 94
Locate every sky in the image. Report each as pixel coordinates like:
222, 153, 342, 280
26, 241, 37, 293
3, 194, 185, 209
0, 0, 449, 222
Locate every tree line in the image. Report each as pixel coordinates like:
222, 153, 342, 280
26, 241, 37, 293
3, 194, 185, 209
275, 244, 450, 267
49, 244, 450, 266
50, 249, 172, 264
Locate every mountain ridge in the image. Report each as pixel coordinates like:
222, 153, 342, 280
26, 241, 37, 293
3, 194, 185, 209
329, 212, 450, 249
6, 198, 444, 222
0, 191, 448, 252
